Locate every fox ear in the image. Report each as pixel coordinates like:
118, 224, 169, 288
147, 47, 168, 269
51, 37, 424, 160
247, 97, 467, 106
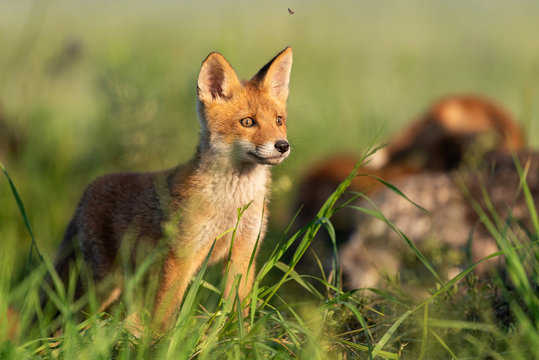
252, 47, 293, 104
198, 52, 241, 102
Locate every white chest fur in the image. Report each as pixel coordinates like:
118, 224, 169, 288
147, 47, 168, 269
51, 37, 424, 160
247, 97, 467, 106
184, 164, 270, 259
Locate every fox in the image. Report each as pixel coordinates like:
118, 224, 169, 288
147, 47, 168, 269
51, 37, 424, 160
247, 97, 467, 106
48, 47, 293, 330
340, 150, 539, 289
292, 94, 525, 277
371, 94, 525, 171
297, 94, 525, 221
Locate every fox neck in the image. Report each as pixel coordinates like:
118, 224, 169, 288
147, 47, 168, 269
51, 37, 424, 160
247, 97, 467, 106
193, 132, 271, 206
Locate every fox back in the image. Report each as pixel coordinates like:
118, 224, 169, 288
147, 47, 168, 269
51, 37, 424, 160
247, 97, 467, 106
377, 94, 525, 171
291, 94, 524, 278
50, 47, 293, 330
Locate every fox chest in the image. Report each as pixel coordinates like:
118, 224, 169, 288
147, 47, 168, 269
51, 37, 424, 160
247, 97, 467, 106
202, 201, 266, 262
178, 172, 269, 261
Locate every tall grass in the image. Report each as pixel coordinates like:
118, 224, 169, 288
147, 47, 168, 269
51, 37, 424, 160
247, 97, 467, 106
1, 155, 394, 359
2, 150, 539, 359
1, 1, 539, 358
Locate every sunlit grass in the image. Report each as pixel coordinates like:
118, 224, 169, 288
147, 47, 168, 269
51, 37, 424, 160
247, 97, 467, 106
2, 0, 539, 255
2, 147, 539, 358
1, 0, 539, 358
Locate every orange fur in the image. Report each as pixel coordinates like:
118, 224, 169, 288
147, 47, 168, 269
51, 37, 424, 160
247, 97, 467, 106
50, 47, 293, 331
299, 94, 525, 208
292, 94, 525, 278
375, 94, 525, 171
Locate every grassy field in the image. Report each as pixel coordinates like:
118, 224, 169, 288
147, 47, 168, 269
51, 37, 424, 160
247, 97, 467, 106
1, 0, 539, 358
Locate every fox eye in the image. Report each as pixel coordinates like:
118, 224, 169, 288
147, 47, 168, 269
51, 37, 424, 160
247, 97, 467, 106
276, 116, 283, 126
240, 117, 255, 127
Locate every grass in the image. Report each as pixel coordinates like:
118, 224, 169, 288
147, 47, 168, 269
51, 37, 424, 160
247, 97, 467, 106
2, 148, 539, 358
1, 0, 539, 358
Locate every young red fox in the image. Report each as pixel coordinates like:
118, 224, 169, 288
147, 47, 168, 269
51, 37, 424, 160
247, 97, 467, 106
372, 94, 525, 171
292, 94, 525, 278
52, 47, 293, 330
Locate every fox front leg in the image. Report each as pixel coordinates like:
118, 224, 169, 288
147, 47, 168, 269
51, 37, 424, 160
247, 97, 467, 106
223, 236, 258, 313
152, 250, 198, 331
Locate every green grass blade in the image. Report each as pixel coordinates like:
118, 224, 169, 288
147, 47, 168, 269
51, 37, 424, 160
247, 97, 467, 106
371, 309, 411, 359
350, 203, 442, 283
333, 338, 399, 360
418, 300, 428, 360
0, 161, 44, 267
274, 262, 324, 299
429, 329, 458, 359
355, 175, 429, 213
513, 153, 539, 234
342, 302, 373, 359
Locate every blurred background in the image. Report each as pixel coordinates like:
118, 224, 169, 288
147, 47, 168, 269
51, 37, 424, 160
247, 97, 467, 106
1, 0, 539, 280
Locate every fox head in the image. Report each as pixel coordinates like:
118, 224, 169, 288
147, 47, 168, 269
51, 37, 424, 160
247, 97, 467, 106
196, 47, 292, 166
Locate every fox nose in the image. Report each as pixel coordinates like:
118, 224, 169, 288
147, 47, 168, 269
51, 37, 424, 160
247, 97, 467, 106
275, 140, 290, 154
